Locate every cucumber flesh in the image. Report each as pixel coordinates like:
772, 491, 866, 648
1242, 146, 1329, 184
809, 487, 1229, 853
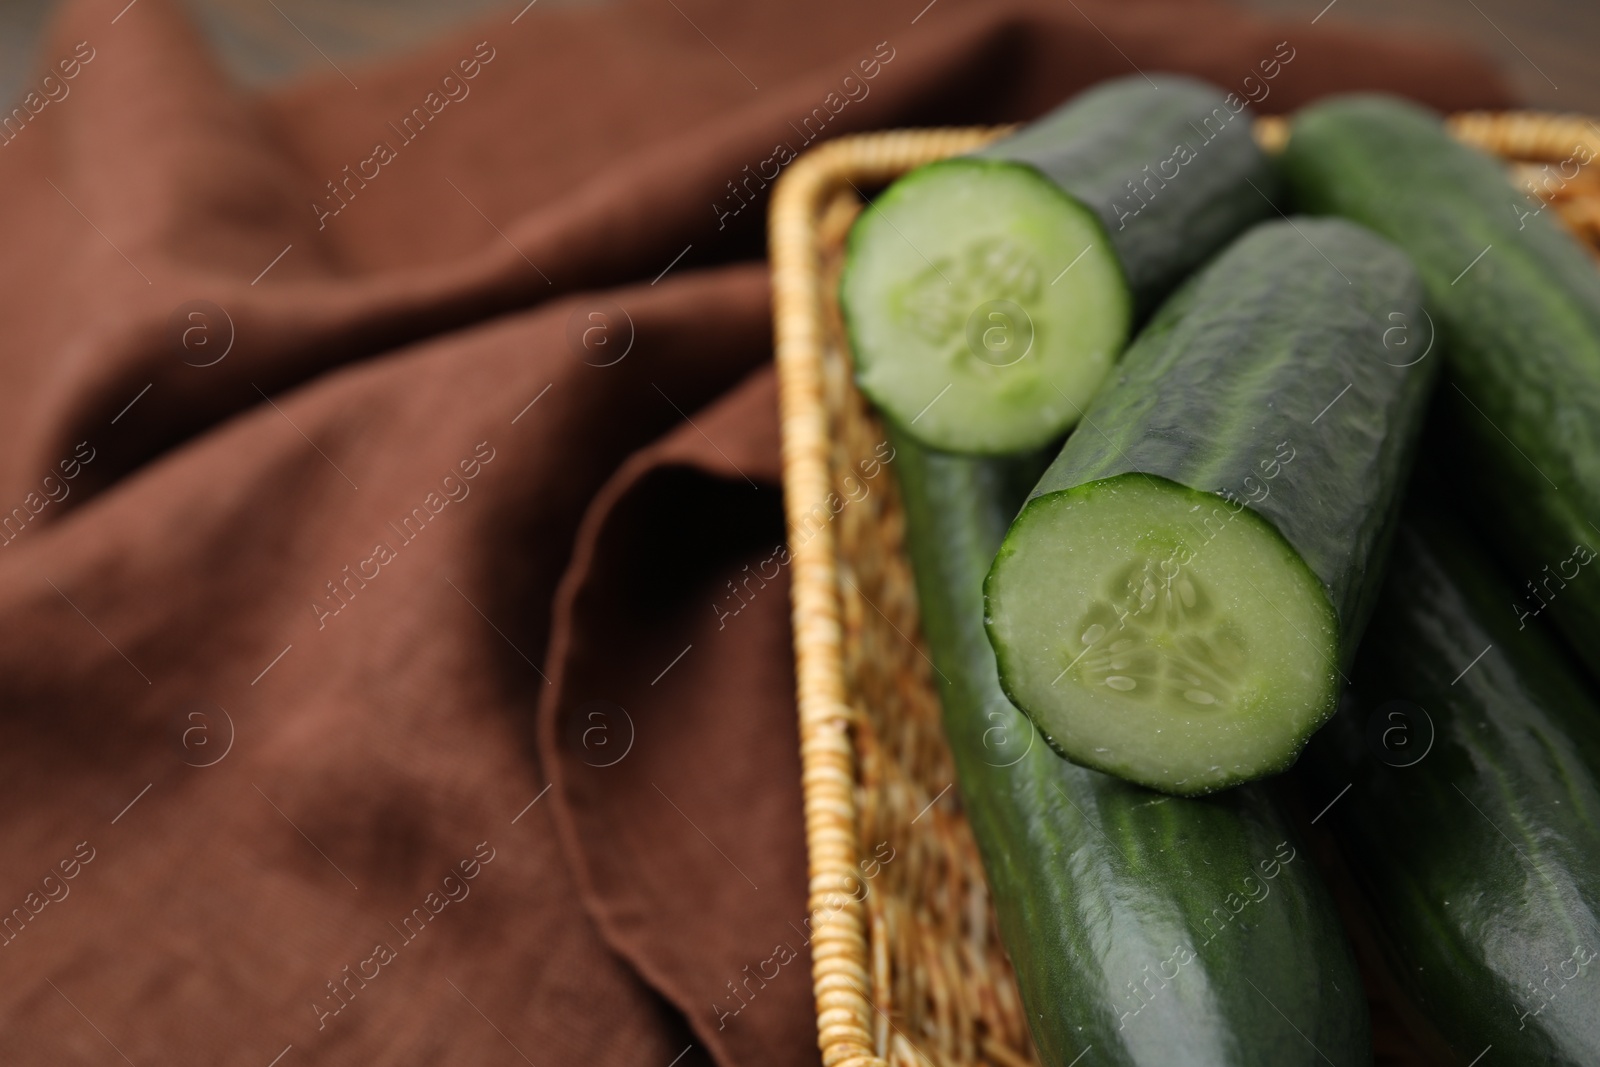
988, 474, 1336, 794
842, 158, 1128, 455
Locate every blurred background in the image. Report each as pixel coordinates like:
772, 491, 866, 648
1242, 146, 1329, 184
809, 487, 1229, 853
2, 0, 1595, 113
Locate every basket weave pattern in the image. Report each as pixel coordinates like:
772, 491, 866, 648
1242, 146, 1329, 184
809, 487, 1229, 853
769, 113, 1600, 1067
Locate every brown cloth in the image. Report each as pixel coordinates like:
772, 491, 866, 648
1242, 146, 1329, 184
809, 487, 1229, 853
0, 0, 1510, 1063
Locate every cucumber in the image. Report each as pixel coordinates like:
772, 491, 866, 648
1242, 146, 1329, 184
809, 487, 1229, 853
840, 74, 1276, 455
1302, 509, 1600, 1063
892, 430, 1369, 1067
985, 218, 1434, 795
1280, 95, 1600, 679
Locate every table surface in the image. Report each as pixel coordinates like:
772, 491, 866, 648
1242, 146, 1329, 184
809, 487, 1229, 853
0, 0, 1593, 115
1237, 0, 1594, 114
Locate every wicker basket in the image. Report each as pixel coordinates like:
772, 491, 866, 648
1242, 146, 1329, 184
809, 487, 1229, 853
769, 112, 1600, 1067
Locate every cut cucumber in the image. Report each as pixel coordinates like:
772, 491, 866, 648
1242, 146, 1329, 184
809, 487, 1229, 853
986, 217, 1434, 795
1280, 95, 1600, 683
1302, 507, 1600, 1063
893, 431, 1369, 1067
840, 74, 1276, 455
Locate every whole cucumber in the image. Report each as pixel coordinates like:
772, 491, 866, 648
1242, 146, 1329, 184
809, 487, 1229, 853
1303, 509, 1600, 1063
1281, 94, 1600, 682
892, 430, 1369, 1067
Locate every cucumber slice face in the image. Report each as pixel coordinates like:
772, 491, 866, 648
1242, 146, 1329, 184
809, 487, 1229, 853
840, 158, 1130, 455
987, 474, 1338, 795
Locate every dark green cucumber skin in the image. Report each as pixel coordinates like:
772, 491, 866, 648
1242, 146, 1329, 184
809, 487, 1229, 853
977, 73, 1279, 313
1280, 95, 1600, 680
892, 429, 1369, 1067
997, 217, 1434, 662
1302, 512, 1600, 1063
